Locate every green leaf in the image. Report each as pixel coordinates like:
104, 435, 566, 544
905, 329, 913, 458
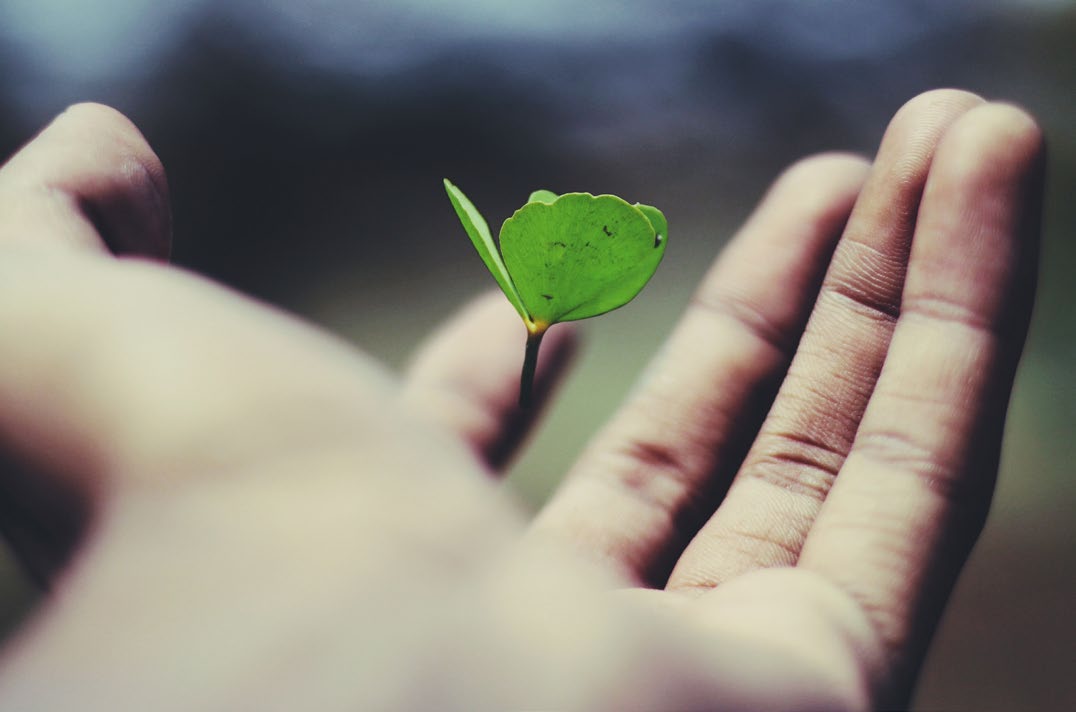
443, 179, 530, 322
443, 180, 667, 408
527, 189, 558, 204
499, 193, 666, 325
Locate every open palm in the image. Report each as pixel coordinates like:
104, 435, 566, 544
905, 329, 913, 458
0, 91, 1043, 710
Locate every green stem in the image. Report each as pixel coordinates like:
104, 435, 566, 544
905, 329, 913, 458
519, 328, 546, 409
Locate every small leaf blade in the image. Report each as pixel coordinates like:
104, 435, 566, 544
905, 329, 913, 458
444, 179, 530, 322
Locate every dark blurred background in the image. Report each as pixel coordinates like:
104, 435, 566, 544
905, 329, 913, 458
0, 0, 1072, 708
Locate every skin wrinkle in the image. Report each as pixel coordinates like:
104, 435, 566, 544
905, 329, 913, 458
748, 430, 846, 498
672, 529, 800, 593
822, 230, 909, 313
820, 266, 905, 322
605, 445, 690, 516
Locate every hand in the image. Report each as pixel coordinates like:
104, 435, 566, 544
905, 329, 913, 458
0, 91, 1044, 710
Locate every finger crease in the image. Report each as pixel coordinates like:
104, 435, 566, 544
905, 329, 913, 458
600, 437, 699, 518
822, 279, 902, 324
899, 294, 998, 335
852, 429, 986, 510
745, 431, 848, 502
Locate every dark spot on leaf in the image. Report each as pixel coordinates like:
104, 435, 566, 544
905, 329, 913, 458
654, 233, 664, 248
585, 241, 591, 247
602, 225, 614, 237
542, 294, 554, 301
552, 241, 567, 248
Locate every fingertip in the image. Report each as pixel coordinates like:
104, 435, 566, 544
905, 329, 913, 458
909, 101, 1046, 341
718, 151, 872, 292
764, 152, 871, 232
404, 291, 579, 472
58, 102, 146, 145
872, 89, 986, 186
0, 102, 172, 259
57, 103, 168, 183
934, 102, 1046, 183
57, 102, 172, 260
889, 88, 986, 128
775, 152, 872, 191
465, 289, 533, 333
418, 289, 580, 376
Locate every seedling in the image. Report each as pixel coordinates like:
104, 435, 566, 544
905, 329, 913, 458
444, 179, 667, 408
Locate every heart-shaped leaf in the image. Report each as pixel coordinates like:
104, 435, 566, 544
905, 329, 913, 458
500, 192, 666, 326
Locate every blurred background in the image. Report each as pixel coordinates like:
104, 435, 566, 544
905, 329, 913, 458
0, 0, 1072, 708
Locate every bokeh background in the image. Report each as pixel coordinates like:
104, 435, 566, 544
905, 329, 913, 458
0, 0, 1072, 708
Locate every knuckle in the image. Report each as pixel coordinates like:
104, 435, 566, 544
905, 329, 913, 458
851, 429, 984, 509
853, 428, 943, 476
898, 292, 995, 334
743, 430, 847, 502
612, 437, 693, 507
822, 266, 903, 323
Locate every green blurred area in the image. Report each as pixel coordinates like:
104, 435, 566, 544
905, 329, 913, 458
0, 2, 1073, 709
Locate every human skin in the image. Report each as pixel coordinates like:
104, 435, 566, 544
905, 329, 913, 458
0, 90, 1044, 710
